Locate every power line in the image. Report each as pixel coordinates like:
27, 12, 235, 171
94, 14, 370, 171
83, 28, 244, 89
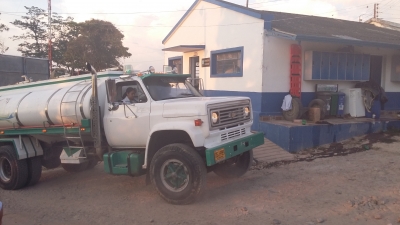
0, 0, 384, 16
0, 0, 389, 29
379, 0, 396, 11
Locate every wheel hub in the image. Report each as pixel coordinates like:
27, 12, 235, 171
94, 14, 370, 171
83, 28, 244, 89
0, 157, 12, 182
160, 159, 189, 192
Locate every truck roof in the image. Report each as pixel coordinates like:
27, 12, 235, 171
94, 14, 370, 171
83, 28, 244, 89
140, 73, 191, 80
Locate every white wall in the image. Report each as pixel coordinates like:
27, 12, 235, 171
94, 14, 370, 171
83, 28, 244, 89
261, 36, 400, 93
262, 35, 296, 93
164, 1, 265, 93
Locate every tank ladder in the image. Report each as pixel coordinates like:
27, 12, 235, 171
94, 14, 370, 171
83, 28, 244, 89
59, 81, 91, 158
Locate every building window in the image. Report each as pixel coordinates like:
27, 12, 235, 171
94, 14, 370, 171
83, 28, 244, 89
168, 56, 183, 74
211, 47, 244, 77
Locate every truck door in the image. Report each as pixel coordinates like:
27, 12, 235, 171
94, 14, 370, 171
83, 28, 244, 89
103, 80, 150, 148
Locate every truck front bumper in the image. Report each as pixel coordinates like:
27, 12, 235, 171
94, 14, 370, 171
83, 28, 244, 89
205, 132, 264, 166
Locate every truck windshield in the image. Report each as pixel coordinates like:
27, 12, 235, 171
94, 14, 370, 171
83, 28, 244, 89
143, 77, 202, 101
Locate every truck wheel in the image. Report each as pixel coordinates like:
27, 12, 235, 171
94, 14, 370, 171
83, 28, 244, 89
150, 144, 207, 205
61, 162, 88, 173
0, 145, 29, 190
86, 158, 98, 170
41, 157, 61, 169
26, 156, 42, 187
213, 150, 253, 178
41, 145, 62, 169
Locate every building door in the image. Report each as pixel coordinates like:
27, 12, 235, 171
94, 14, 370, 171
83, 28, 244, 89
189, 56, 200, 89
369, 55, 383, 109
369, 55, 382, 86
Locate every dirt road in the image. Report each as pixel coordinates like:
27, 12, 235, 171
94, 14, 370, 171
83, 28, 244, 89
1, 133, 400, 225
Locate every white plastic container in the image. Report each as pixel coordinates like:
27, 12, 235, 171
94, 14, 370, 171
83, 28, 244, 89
340, 88, 365, 117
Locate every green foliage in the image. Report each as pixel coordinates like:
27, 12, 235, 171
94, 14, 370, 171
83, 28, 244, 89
0, 13, 9, 32
1, 12, 10, 53
11, 7, 131, 73
64, 19, 132, 71
10, 6, 48, 58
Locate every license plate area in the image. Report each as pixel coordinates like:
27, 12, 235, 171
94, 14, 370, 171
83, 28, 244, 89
214, 148, 226, 162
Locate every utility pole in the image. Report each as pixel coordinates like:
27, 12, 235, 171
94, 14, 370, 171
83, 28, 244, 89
373, 3, 379, 19
246, 0, 249, 8
48, 0, 52, 74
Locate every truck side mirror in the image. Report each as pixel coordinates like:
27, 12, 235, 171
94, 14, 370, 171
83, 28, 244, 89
108, 102, 119, 111
105, 79, 117, 103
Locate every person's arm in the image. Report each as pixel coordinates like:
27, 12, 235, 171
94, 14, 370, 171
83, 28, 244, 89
122, 96, 131, 104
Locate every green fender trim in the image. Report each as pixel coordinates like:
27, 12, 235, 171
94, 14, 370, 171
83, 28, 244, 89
205, 132, 265, 166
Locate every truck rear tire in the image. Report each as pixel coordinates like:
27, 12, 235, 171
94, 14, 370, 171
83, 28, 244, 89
213, 150, 253, 178
26, 156, 42, 187
41, 146, 62, 169
0, 145, 29, 190
61, 162, 88, 173
150, 143, 207, 205
86, 158, 98, 170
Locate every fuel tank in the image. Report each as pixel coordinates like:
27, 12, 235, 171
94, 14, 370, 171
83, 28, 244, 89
0, 73, 116, 129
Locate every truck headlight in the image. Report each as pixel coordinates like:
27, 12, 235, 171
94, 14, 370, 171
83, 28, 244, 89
211, 112, 219, 123
244, 107, 250, 117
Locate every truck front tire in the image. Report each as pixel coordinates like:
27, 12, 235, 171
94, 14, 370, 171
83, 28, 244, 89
213, 150, 253, 178
0, 145, 29, 190
150, 144, 207, 205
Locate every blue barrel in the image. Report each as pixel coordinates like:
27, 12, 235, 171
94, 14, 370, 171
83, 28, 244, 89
337, 92, 345, 117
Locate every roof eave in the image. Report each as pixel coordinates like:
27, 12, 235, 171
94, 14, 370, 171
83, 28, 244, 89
162, 0, 201, 44
295, 35, 400, 49
162, 0, 263, 45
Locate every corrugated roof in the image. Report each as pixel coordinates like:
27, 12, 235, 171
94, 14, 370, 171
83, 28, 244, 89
163, 0, 400, 48
262, 10, 400, 46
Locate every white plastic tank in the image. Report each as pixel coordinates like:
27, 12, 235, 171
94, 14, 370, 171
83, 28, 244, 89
0, 74, 112, 129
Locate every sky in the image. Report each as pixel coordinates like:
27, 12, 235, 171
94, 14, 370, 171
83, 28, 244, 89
0, 0, 399, 70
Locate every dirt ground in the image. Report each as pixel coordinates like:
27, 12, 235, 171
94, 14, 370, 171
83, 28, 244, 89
1, 132, 400, 225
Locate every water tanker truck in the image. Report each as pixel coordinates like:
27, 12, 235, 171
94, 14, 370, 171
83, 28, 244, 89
0, 63, 264, 204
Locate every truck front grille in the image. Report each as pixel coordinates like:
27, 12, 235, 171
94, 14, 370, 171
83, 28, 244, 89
221, 128, 246, 141
209, 100, 251, 130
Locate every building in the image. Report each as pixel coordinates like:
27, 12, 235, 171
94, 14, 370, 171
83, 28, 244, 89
162, 0, 400, 130
0, 54, 49, 86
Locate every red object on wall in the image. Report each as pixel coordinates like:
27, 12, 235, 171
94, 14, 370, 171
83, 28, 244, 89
290, 44, 302, 98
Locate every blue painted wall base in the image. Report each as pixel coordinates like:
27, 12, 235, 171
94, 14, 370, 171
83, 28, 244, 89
259, 120, 400, 153
204, 90, 400, 117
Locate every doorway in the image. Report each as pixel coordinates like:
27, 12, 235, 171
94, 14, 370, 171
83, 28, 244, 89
369, 55, 383, 109
369, 55, 382, 86
189, 56, 199, 89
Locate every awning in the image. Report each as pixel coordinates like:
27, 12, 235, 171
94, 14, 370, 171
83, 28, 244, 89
162, 45, 205, 53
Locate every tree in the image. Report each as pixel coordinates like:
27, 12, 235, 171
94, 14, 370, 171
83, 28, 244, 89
64, 19, 131, 72
51, 14, 76, 68
10, 6, 48, 58
0, 13, 9, 54
10, 6, 75, 62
